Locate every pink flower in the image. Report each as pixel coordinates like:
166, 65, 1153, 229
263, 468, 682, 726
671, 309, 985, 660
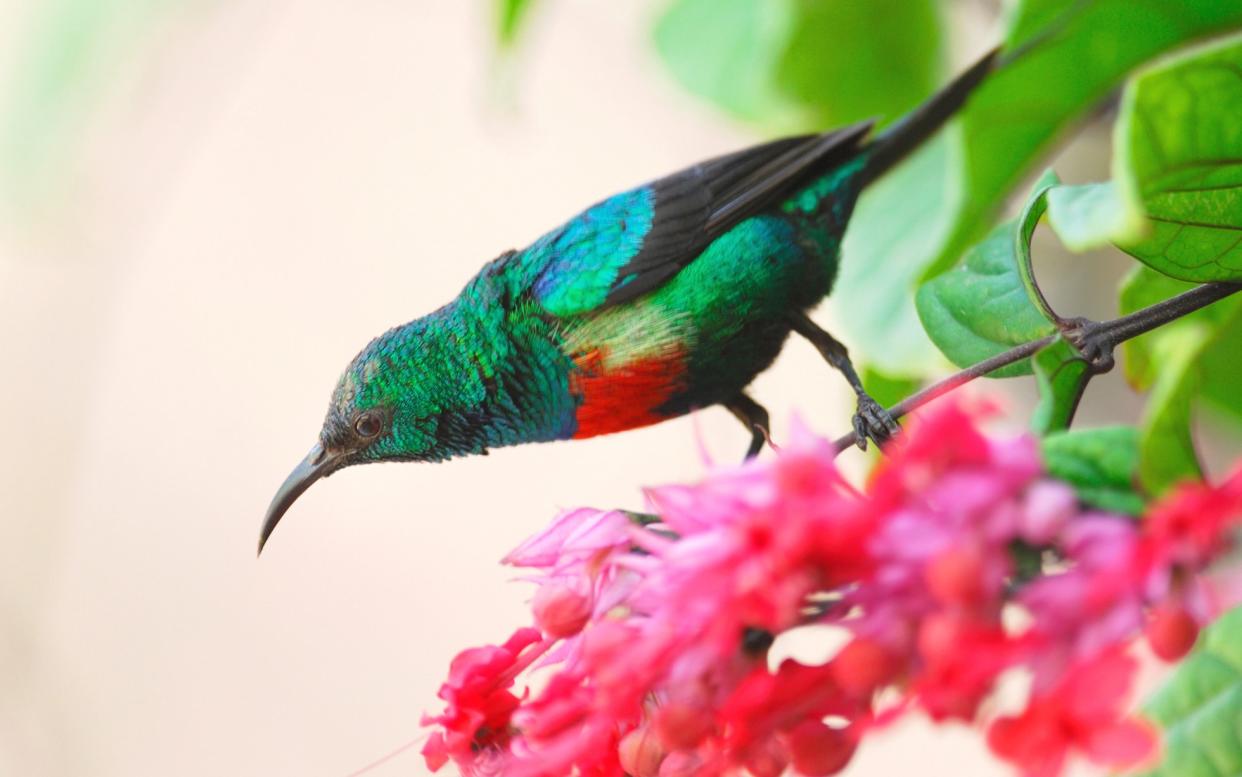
507, 673, 625, 777
717, 659, 862, 760
1137, 469, 1242, 626
1018, 516, 1146, 682
503, 507, 632, 571
914, 614, 1021, 721
504, 507, 643, 664
1143, 469, 1242, 569
420, 403, 1242, 777
1018, 481, 1076, 544
619, 424, 869, 668
421, 627, 546, 773
842, 406, 1041, 674
987, 649, 1154, 777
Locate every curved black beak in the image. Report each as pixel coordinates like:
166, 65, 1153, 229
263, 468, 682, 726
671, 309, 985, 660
258, 442, 341, 555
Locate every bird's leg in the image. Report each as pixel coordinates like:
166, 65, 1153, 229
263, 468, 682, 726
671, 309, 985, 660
788, 310, 898, 451
723, 393, 772, 461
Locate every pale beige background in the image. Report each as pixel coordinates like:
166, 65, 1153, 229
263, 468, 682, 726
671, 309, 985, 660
0, 1, 1176, 775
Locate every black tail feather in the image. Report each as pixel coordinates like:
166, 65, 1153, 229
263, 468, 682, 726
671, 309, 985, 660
858, 46, 1000, 187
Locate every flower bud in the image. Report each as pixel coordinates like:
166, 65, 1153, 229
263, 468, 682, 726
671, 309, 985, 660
1021, 481, 1076, 544
618, 726, 665, 777
830, 637, 900, 698
532, 581, 592, 638
654, 702, 713, 750
1146, 602, 1199, 661
787, 720, 855, 776
926, 545, 986, 607
658, 751, 701, 777
743, 736, 790, 777
917, 612, 963, 664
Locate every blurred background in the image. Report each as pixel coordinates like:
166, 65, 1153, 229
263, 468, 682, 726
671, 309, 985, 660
0, 1, 1219, 775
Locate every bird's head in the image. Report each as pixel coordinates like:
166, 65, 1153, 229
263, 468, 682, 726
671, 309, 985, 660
259, 322, 448, 554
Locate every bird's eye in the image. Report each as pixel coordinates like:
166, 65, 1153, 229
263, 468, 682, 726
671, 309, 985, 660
354, 411, 383, 438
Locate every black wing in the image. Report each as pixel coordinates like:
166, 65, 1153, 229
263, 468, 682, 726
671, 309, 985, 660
601, 120, 874, 307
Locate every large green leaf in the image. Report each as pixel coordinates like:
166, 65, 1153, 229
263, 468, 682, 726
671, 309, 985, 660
653, 0, 942, 133
1036, 36, 1242, 270
1114, 33, 1242, 282
915, 217, 1054, 377
653, 0, 800, 128
774, 0, 942, 131
835, 131, 959, 375
914, 173, 1059, 377
1041, 426, 1144, 515
1126, 606, 1242, 777
922, 0, 1242, 280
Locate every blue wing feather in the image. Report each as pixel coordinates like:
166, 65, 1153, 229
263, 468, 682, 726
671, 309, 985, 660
527, 187, 656, 316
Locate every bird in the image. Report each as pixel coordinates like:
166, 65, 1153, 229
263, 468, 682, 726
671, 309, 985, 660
259, 45, 1014, 554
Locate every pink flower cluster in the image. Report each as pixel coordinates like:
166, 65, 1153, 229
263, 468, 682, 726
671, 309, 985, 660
421, 404, 1242, 777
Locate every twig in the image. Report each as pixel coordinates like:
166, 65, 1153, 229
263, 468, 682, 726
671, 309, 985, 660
832, 281, 1242, 451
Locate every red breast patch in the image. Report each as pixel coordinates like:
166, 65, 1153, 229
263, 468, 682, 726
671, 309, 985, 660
570, 347, 687, 438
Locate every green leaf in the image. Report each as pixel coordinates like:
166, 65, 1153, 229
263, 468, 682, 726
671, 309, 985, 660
861, 365, 920, 410
1046, 181, 1148, 252
835, 131, 959, 374
1118, 267, 1198, 390
653, 2, 1242, 372
1197, 309, 1242, 427
497, 0, 537, 46
923, 0, 1242, 280
1118, 267, 1242, 492
773, 0, 942, 130
1040, 426, 1144, 515
1126, 606, 1242, 777
1114, 33, 1242, 282
1119, 269, 1242, 416
653, 0, 799, 127
1015, 168, 1063, 324
1139, 325, 1207, 493
1031, 337, 1092, 435
652, 0, 942, 133
914, 175, 1058, 377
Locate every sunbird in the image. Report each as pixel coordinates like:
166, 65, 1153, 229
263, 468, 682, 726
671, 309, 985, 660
260, 46, 1009, 554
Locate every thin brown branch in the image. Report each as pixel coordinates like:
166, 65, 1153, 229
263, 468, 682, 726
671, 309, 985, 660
832, 281, 1242, 451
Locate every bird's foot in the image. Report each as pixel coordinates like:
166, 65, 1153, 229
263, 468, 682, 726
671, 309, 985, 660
724, 393, 773, 462
852, 394, 900, 451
